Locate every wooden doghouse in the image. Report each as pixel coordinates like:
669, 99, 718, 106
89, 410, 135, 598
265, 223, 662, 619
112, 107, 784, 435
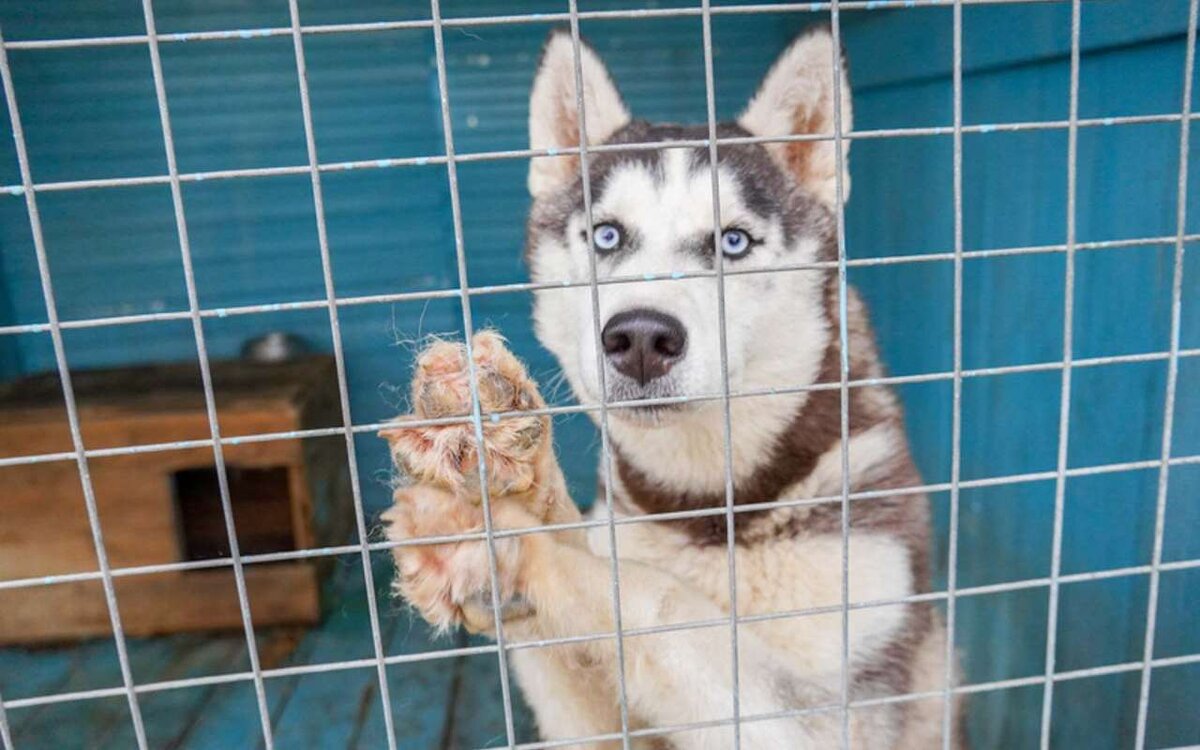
0, 356, 352, 644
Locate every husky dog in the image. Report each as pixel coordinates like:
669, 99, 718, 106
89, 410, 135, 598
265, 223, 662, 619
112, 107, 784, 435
382, 27, 963, 749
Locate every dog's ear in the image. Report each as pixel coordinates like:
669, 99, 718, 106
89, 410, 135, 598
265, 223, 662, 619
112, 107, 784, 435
528, 30, 630, 199
738, 27, 853, 208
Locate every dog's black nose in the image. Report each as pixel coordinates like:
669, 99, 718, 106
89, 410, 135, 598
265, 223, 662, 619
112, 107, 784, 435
601, 309, 687, 386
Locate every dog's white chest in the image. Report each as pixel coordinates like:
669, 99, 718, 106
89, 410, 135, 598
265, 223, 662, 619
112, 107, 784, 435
585, 503, 915, 685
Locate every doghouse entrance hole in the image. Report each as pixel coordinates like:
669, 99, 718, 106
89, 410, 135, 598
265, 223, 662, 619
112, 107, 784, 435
173, 466, 296, 561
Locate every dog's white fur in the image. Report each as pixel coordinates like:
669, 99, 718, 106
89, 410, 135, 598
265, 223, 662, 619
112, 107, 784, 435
384, 28, 961, 749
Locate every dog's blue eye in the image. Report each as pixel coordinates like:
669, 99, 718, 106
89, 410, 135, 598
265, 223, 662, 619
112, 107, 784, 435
720, 229, 751, 258
593, 223, 621, 252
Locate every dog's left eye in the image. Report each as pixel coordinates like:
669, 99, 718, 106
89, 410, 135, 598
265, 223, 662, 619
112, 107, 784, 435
593, 223, 622, 252
720, 229, 752, 258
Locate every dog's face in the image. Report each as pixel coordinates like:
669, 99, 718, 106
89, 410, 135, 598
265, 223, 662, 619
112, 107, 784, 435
524, 29, 852, 425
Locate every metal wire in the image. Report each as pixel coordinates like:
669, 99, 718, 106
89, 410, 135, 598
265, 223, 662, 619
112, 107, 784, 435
490, 650, 1200, 750
5, 553, 1200, 717
1039, 2, 1081, 744
563, 6, 635, 747
427, 0, 520, 742
5, 111, 1197, 201
1134, 0, 1199, 746
0, 22, 149, 750
1, 1, 1195, 746
942, 0, 965, 745
3, 334, 1190, 469
0, 0, 1097, 53
697, 0, 745, 743
0, 689, 12, 750
7, 644, 1200, 750
138, 2, 276, 745
282, 1, 399, 746
3, 447, 1200, 599
2, 229, 1195, 341
826, 2, 855, 744
2, 448, 1199, 600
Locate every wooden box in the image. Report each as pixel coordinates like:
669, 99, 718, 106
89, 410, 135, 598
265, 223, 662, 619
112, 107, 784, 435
0, 356, 353, 644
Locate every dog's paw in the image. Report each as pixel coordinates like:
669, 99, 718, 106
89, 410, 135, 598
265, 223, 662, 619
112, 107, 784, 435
382, 484, 536, 634
381, 331, 550, 500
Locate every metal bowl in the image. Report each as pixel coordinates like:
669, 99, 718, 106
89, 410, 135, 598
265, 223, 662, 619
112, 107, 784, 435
240, 332, 310, 363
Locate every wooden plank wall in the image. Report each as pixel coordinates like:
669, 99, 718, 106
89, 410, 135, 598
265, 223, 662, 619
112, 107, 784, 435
846, 4, 1199, 746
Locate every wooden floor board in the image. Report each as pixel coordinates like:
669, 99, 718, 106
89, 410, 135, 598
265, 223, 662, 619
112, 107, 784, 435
0, 555, 481, 749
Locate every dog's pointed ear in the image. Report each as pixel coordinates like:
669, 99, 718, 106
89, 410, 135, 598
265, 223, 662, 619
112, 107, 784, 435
528, 30, 630, 199
738, 27, 853, 208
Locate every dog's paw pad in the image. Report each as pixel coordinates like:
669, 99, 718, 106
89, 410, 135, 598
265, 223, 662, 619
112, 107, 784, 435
383, 485, 528, 633
471, 331, 544, 413
411, 339, 472, 419
382, 331, 549, 498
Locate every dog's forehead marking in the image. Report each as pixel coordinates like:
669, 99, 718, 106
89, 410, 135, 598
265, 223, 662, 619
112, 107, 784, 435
594, 150, 758, 239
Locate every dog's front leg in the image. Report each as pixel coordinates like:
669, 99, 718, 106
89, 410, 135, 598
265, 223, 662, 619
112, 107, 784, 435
516, 534, 836, 749
382, 333, 629, 748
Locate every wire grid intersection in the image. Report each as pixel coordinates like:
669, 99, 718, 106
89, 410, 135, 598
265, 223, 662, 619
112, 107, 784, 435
563, 4, 636, 747
0, 1, 1196, 748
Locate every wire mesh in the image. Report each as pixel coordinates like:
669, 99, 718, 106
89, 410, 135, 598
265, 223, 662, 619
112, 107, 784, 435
0, 23, 149, 750
0, 0, 1196, 748
1039, 1, 1083, 745
1134, 0, 1200, 747
563, 2, 636, 746
139, 1, 277, 744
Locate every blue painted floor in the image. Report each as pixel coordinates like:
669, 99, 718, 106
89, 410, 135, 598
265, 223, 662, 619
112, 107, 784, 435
0, 556, 536, 749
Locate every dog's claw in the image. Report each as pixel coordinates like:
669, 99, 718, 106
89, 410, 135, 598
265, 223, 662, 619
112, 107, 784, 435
461, 589, 537, 634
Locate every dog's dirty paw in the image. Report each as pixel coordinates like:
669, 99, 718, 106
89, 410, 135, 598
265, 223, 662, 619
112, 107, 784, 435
381, 485, 537, 634
380, 331, 550, 500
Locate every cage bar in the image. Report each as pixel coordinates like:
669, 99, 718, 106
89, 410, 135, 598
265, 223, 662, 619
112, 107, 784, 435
0, 0, 1113, 53
825, 1, 855, 744
0, 688, 12, 750
697, 0, 746, 743
138, 2, 277, 744
427, 0, 522, 742
2, 448, 1199, 598
942, 0, 966, 745
1134, 0, 1200, 747
1, 229, 1197, 342
0, 22, 149, 750
563, 1, 636, 745
280, 1, 402, 746
1039, 2, 1082, 744
7, 112, 1197, 201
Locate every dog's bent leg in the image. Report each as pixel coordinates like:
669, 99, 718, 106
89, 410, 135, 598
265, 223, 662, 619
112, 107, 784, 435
513, 527, 835, 749
510, 646, 626, 750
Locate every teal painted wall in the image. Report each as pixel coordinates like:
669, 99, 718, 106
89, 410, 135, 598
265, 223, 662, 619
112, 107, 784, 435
0, 1, 1196, 747
845, 3, 1198, 747
0, 248, 17, 377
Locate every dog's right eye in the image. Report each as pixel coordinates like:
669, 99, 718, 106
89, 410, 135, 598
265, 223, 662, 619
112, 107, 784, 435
592, 223, 622, 253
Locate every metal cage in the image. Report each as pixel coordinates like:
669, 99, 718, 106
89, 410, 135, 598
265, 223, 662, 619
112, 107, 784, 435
0, 0, 1196, 748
